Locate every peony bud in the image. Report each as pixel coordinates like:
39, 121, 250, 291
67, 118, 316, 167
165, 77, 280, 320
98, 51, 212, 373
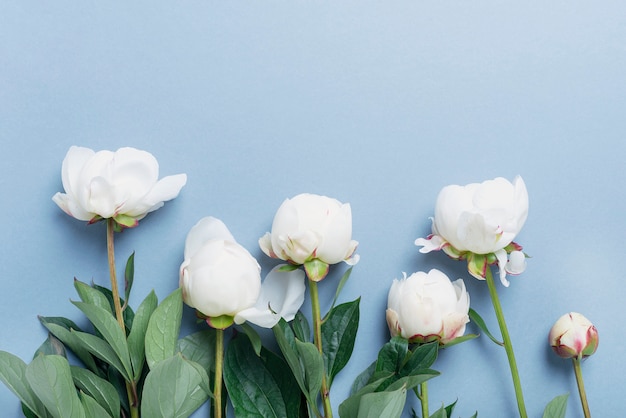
179, 217, 261, 329
549, 312, 599, 360
259, 193, 359, 280
386, 269, 470, 345
52, 146, 187, 228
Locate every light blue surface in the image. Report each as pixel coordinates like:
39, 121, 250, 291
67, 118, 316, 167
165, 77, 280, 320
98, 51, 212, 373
1, 1, 624, 417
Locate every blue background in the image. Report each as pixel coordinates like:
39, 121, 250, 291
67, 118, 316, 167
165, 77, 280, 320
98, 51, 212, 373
1, 1, 624, 417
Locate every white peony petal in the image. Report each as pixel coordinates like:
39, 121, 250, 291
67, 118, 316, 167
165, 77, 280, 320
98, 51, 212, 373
505, 250, 527, 275
235, 265, 306, 328
494, 249, 510, 287
414, 234, 446, 253
184, 217, 236, 259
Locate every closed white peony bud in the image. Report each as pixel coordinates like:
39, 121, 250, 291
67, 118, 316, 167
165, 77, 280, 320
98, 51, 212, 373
549, 312, 599, 360
386, 269, 470, 345
259, 193, 359, 280
52, 146, 187, 228
179, 217, 261, 329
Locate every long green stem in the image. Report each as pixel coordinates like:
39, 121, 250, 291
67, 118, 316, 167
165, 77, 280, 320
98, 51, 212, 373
573, 358, 591, 418
214, 328, 225, 418
106, 219, 126, 331
309, 280, 332, 418
485, 267, 527, 418
106, 219, 138, 418
418, 381, 429, 418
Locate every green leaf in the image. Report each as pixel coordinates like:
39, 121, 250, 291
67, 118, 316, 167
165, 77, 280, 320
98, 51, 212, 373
542, 393, 569, 418
295, 340, 324, 404
441, 334, 478, 348
79, 391, 115, 418
124, 252, 135, 306
72, 301, 132, 379
34, 333, 67, 358
93, 284, 135, 332
321, 298, 359, 387
25, 355, 86, 418
141, 354, 210, 418
127, 290, 158, 380
339, 374, 395, 417
401, 342, 438, 377
71, 366, 120, 418
356, 386, 406, 418
72, 330, 130, 381
239, 322, 263, 357
469, 308, 503, 346
325, 267, 353, 319
0, 351, 48, 417
177, 330, 215, 374
375, 337, 408, 375
273, 319, 321, 417
429, 404, 448, 418
291, 311, 311, 343
40, 322, 100, 375
145, 288, 183, 369
224, 334, 300, 418
350, 361, 376, 396
74, 279, 113, 315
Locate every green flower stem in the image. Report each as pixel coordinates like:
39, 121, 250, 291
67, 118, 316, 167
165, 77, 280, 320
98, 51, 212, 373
106, 219, 139, 418
485, 267, 527, 418
573, 358, 591, 418
309, 279, 333, 418
106, 219, 126, 331
214, 328, 225, 418
418, 381, 429, 418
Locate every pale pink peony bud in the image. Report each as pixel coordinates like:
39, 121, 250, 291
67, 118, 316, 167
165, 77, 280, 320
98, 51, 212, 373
549, 312, 599, 360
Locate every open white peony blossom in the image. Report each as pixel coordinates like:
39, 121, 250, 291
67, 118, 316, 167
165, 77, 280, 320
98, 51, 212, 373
416, 176, 528, 286
52, 146, 187, 228
259, 193, 359, 281
179, 217, 261, 328
386, 269, 470, 345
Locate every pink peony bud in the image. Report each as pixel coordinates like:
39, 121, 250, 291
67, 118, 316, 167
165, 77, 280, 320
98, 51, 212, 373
549, 312, 599, 360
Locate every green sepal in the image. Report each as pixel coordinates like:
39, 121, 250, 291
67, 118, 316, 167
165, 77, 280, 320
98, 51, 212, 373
112, 214, 138, 230
277, 264, 300, 272
467, 253, 488, 279
304, 259, 329, 282
206, 315, 234, 330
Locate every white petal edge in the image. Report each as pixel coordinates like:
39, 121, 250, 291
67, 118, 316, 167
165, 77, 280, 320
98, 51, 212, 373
184, 217, 236, 260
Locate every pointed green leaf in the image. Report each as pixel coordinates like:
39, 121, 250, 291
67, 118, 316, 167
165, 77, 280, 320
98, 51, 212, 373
72, 330, 130, 381
291, 311, 311, 343
72, 301, 132, 378
376, 337, 408, 375
0, 351, 48, 417
542, 393, 569, 418
469, 308, 503, 346
224, 334, 300, 418
79, 391, 114, 418
124, 252, 135, 306
295, 339, 324, 403
71, 366, 120, 418
350, 361, 376, 396
177, 330, 216, 374
321, 298, 360, 387
239, 322, 263, 357
74, 279, 113, 314
401, 342, 438, 377
34, 334, 67, 358
429, 404, 448, 418
40, 322, 100, 375
357, 386, 406, 418
145, 288, 183, 369
25, 355, 86, 418
325, 267, 353, 319
93, 285, 135, 332
141, 353, 210, 418
127, 290, 158, 380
